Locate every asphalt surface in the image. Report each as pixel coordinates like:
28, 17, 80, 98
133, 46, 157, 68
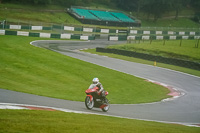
1, 39, 200, 126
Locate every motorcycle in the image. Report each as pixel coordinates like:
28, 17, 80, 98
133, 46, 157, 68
85, 86, 110, 112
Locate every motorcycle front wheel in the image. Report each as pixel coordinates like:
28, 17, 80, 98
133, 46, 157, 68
85, 96, 94, 110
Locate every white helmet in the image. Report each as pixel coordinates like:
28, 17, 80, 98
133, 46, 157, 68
92, 78, 99, 84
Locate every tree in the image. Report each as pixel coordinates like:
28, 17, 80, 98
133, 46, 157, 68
190, 0, 200, 23
170, 0, 190, 20
136, 0, 145, 17
32, 0, 52, 5
142, 0, 171, 21
190, 0, 200, 11
115, 0, 137, 11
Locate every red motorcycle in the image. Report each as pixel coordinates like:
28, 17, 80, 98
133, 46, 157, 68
85, 87, 110, 112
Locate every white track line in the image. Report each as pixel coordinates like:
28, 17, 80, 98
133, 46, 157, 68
0, 102, 199, 127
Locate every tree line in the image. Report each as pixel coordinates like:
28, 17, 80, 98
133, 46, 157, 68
116, 0, 200, 21
1, 0, 200, 21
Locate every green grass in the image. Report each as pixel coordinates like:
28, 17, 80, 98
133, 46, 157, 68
108, 40, 200, 62
0, 3, 81, 25
141, 18, 200, 28
0, 9, 80, 25
0, 35, 170, 104
0, 110, 199, 133
1, 3, 200, 29
83, 40, 200, 77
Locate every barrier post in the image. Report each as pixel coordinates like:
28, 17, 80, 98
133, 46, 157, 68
180, 39, 182, 47
154, 61, 157, 66
2, 20, 5, 29
150, 39, 152, 44
163, 39, 165, 45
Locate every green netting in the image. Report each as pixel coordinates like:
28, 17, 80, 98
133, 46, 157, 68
135, 36, 142, 40
52, 25, 64, 29
150, 31, 156, 34
21, 25, 30, 30
185, 32, 190, 35
4, 25, 10, 29
89, 36, 95, 40
118, 35, 127, 40
176, 36, 182, 40
162, 31, 168, 34
29, 32, 40, 37
164, 36, 170, 40
109, 29, 117, 33
71, 35, 80, 39
189, 36, 195, 40
150, 35, 156, 40
5, 30, 17, 35
50, 34, 61, 39
74, 27, 83, 31
43, 26, 52, 30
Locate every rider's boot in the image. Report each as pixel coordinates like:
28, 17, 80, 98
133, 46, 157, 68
101, 97, 106, 104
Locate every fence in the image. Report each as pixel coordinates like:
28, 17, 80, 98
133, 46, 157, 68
0, 29, 95, 40
1, 19, 200, 34
1, 19, 200, 42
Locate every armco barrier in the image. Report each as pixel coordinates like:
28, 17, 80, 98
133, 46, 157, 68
130, 30, 200, 36
0, 30, 95, 40
96, 47, 200, 70
1, 24, 200, 37
109, 35, 200, 41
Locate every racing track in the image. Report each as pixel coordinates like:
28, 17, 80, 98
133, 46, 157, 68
0, 39, 200, 126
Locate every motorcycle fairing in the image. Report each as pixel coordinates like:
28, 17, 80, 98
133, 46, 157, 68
87, 95, 93, 102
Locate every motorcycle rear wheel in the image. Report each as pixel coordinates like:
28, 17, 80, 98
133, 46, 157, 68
102, 98, 110, 112
85, 96, 94, 110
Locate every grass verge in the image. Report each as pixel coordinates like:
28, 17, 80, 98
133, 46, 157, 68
108, 40, 200, 62
141, 18, 200, 28
0, 35, 170, 104
0, 110, 199, 133
83, 40, 200, 77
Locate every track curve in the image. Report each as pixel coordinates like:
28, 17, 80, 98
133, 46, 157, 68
1, 39, 200, 126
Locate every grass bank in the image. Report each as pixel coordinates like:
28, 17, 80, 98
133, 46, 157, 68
141, 18, 200, 28
0, 3, 81, 25
1, 3, 200, 29
0, 35, 170, 104
83, 40, 200, 77
0, 110, 199, 133
108, 40, 200, 63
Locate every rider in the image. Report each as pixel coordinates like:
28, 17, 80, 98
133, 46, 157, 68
89, 78, 106, 101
